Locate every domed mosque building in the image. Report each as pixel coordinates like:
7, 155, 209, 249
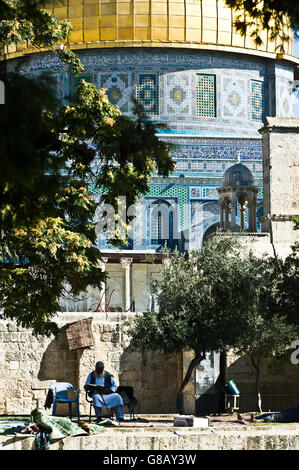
5, 0, 299, 311
2, 1, 299, 420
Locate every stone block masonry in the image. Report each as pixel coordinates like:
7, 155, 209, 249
260, 117, 299, 258
1, 311, 298, 416
1, 425, 299, 450
0, 313, 182, 416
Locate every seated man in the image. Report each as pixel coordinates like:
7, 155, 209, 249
84, 361, 125, 423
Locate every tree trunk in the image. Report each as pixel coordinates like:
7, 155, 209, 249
251, 354, 262, 413
176, 352, 205, 415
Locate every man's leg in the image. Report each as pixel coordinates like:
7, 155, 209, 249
94, 405, 103, 422
254, 413, 273, 421
264, 406, 299, 423
93, 393, 105, 422
115, 404, 125, 420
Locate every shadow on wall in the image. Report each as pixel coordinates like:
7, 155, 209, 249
195, 382, 225, 416
226, 354, 299, 412
119, 344, 181, 415
37, 325, 82, 387
195, 351, 226, 416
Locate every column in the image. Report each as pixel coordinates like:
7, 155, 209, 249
247, 194, 257, 233
240, 204, 245, 230
230, 194, 237, 230
224, 206, 229, 231
219, 198, 224, 229
251, 200, 257, 232
99, 257, 108, 310
121, 258, 133, 312
219, 207, 223, 229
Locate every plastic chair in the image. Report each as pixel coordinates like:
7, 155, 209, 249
50, 382, 80, 421
88, 289, 115, 312
117, 386, 138, 420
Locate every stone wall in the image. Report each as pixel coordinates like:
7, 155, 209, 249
1, 312, 298, 416
260, 117, 299, 258
226, 352, 299, 412
0, 313, 182, 416
1, 424, 299, 450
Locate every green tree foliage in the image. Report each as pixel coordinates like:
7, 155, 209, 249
235, 218, 299, 412
0, 2, 174, 337
129, 235, 298, 413
129, 236, 257, 413
267, 218, 299, 328
0, 0, 82, 71
0, 75, 174, 336
0, 79, 174, 337
239, 317, 296, 413
225, 0, 299, 51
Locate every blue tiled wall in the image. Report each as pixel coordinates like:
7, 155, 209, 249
10, 49, 294, 251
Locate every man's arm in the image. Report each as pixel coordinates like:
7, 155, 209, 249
84, 373, 93, 392
84, 383, 112, 394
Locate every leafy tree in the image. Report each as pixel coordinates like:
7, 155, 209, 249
0, 2, 174, 336
236, 218, 299, 412
266, 218, 299, 328
0, 0, 82, 72
225, 0, 298, 51
234, 295, 296, 412
0, 75, 174, 336
129, 235, 298, 414
129, 236, 264, 413
0, 67, 174, 335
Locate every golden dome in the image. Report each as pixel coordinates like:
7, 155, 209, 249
4, 0, 296, 61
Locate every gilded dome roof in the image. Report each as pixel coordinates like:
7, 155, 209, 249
222, 163, 255, 187
3, 0, 297, 61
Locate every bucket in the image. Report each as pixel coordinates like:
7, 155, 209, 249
226, 379, 240, 395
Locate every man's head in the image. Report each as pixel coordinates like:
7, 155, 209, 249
95, 361, 104, 374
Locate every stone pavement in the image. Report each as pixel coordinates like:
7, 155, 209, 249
1, 413, 299, 450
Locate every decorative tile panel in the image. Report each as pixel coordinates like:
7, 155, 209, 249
100, 73, 131, 113
222, 76, 247, 118
250, 80, 264, 121
275, 76, 294, 117
136, 73, 159, 115
130, 200, 147, 248
191, 201, 219, 227
196, 74, 216, 117
190, 186, 219, 200
145, 197, 178, 249
12, 48, 282, 252
147, 185, 188, 231
72, 73, 94, 95
163, 72, 192, 117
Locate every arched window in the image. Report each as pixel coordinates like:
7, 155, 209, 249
150, 200, 174, 249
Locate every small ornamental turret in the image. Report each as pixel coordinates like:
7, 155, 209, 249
217, 155, 258, 232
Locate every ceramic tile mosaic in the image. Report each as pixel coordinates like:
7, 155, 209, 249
9, 47, 292, 251
250, 80, 264, 121
221, 76, 247, 119
190, 186, 219, 200
72, 73, 94, 95
163, 71, 192, 117
147, 185, 189, 231
149, 201, 174, 247
100, 72, 131, 113
196, 74, 216, 117
191, 201, 219, 227
136, 73, 159, 115
275, 76, 294, 117
145, 198, 178, 249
